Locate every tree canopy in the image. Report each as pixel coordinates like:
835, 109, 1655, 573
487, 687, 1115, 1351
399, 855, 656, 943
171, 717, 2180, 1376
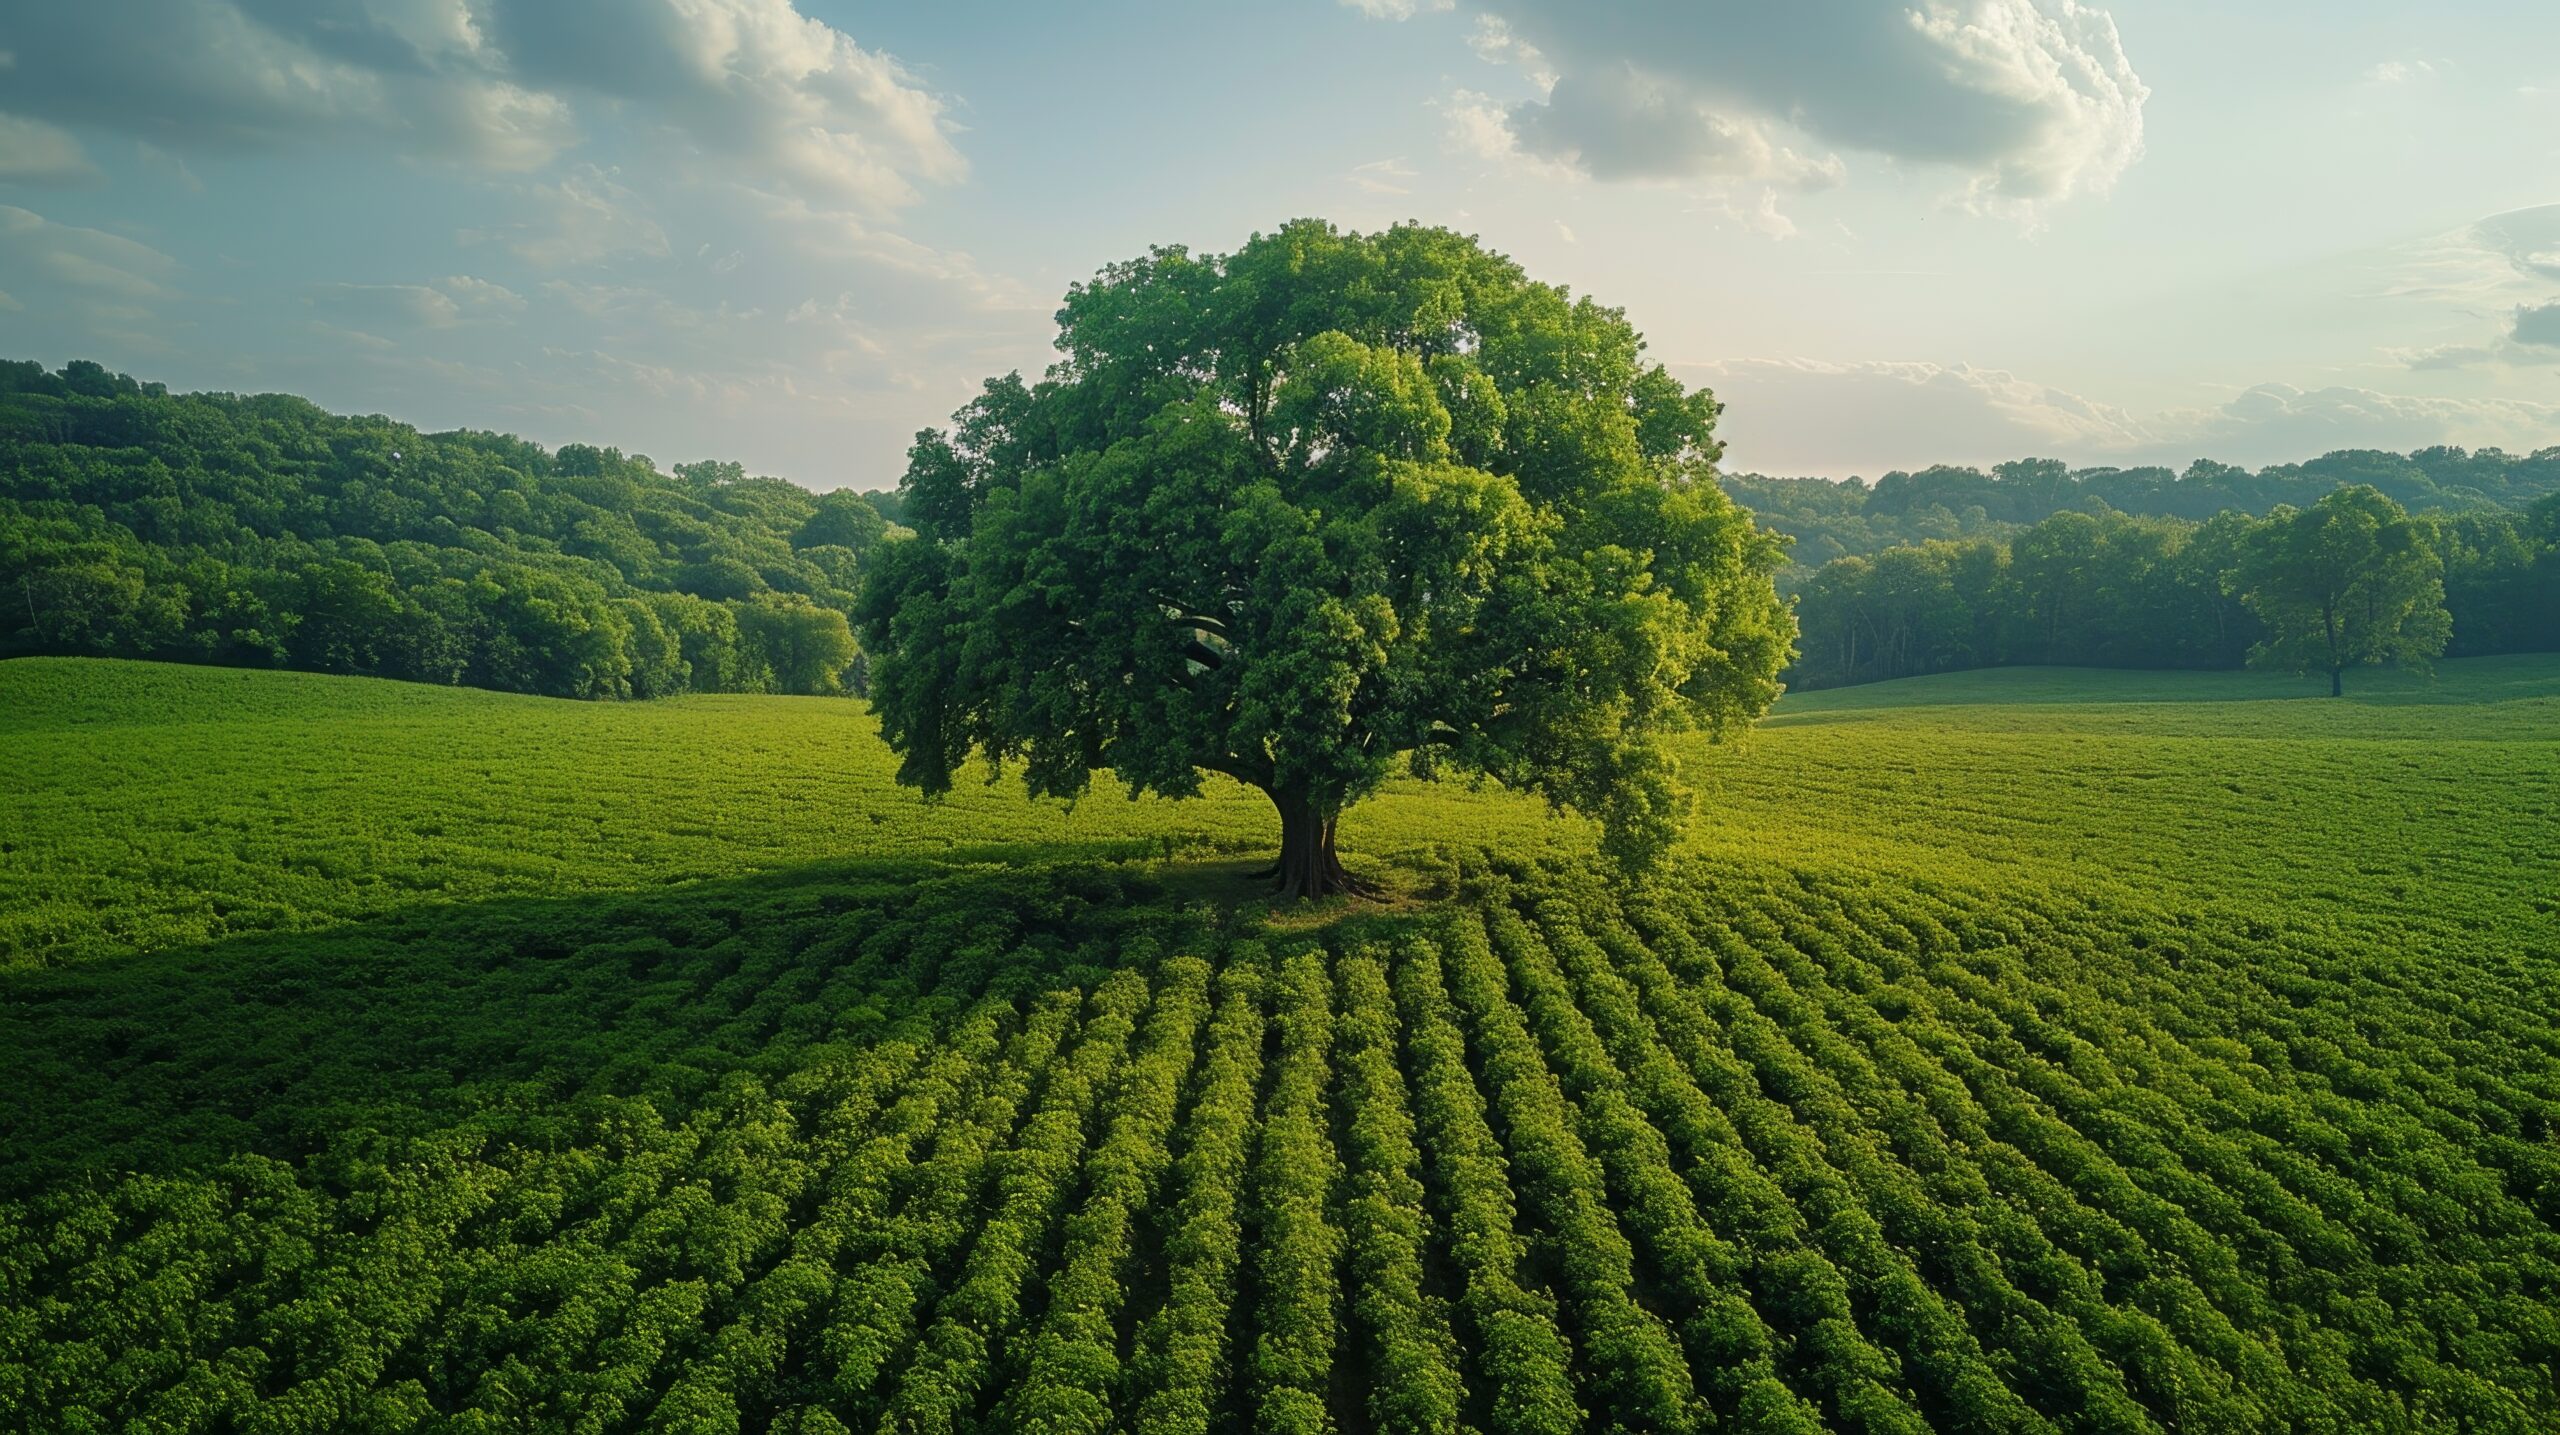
1729, 445, 2560, 576
856, 220, 1795, 897
2240, 484, 2452, 695
1785, 492, 2555, 690
0, 359, 891, 699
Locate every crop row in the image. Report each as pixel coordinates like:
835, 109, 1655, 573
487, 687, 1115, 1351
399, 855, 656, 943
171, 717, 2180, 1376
7, 854, 2558, 1431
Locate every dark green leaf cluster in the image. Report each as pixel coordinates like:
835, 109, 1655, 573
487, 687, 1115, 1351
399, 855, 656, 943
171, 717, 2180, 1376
0, 359, 883, 697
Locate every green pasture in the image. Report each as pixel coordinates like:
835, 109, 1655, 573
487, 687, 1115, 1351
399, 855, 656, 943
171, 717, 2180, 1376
4, 656, 2556, 1432
6, 655, 2552, 967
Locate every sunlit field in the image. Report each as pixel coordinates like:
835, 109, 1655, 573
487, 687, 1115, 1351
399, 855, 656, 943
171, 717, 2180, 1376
5, 656, 2558, 1431
8, 656, 2552, 964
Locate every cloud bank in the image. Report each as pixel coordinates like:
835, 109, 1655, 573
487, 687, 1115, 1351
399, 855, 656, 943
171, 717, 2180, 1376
0, 0, 961, 207
1367, 0, 2148, 204
1689, 357, 2560, 476
2385, 205, 2560, 371
0, 115, 98, 186
0, 1, 1049, 488
2512, 300, 2560, 349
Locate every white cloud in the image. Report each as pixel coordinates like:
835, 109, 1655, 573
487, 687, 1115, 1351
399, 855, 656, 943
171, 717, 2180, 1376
1686, 356, 2142, 473
1506, 67, 1848, 191
1553, 220, 1577, 244
0, 204, 187, 354
2364, 58, 2449, 85
1349, 157, 1419, 195
0, 114, 99, 185
1341, 0, 1454, 16
539, 278, 662, 319
1438, 90, 1570, 178
134, 142, 206, 194
438, 274, 526, 316
1686, 188, 1802, 240
2378, 205, 2560, 370
1373, 0, 2147, 206
0, 1, 960, 208
479, 0, 966, 210
1685, 356, 2560, 475
2385, 205, 2560, 308
0, 3, 574, 168
0, 205, 179, 300
312, 283, 464, 330
308, 320, 401, 350
1463, 15, 1552, 85
307, 275, 523, 331
2473, 205, 2560, 282
2395, 343, 2512, 371
2158, 382, 2560, 460
740, 186, 1040, 317
459, 166, 672, 267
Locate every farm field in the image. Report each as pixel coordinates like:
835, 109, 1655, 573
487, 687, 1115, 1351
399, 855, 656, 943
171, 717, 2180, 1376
5, 655, 2559, 1432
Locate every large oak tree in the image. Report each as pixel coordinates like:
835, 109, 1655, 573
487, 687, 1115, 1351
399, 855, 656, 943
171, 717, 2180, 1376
855, 221, 1794, 897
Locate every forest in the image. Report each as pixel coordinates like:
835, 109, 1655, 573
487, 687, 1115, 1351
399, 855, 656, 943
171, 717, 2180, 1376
0, 360, 890, 699
8, 358, 2557, 702
1724, 450, 2560, 569
1787, 491, 2560, 688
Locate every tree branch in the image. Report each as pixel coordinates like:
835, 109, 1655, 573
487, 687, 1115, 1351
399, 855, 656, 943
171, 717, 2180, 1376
1149, 594, 1235, 638
1202, 753, 1274, 791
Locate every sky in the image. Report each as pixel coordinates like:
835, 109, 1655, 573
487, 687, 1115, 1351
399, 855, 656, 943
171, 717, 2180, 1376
3, 0, 2559, 489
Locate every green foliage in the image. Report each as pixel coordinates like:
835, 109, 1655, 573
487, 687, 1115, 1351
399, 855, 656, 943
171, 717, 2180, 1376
2239, 485, 2453, 693
1729, 446, 2560, 572
859, 221, 1794, 890
0, 359, 887, 698
1792, 494, 2550, 689
4, 656, 2559, 1431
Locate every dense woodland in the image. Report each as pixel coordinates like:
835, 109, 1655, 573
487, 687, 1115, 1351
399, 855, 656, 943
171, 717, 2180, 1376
1789, 493, 2560, 688
0, 360, 888, 698
5, 360, 2557, 697
1725, 451, 2560, 569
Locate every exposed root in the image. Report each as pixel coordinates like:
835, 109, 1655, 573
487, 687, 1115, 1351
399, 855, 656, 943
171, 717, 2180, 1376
1266, 850, 1381, 902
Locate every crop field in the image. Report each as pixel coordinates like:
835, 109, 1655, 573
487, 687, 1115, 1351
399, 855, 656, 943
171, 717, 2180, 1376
5, 655, 2559, 1432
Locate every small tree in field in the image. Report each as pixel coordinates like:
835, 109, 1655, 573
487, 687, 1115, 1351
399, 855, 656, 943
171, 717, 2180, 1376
856, 220, 1795, 897
2239, 484, 2450, 696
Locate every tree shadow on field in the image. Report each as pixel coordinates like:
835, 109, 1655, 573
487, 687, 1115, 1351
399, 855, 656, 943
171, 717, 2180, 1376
0, 840, 1451, 1198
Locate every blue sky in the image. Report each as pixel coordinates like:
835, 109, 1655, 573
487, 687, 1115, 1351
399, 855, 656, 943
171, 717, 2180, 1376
4, 0, 2558, 487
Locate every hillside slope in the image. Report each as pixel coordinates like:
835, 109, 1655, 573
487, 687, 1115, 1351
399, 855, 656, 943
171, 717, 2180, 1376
2, 360, 890, 699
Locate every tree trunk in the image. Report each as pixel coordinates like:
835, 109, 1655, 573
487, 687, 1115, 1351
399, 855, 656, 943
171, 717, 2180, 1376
2330, 666, 2343, 698
1263, 789, 1372, 900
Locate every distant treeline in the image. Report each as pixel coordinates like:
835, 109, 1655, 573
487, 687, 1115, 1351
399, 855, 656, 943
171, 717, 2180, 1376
1, 360, 894, 698
1727, 451, 2560, 572
1791, 494, 2560, 688
10, 359, 2558, 699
